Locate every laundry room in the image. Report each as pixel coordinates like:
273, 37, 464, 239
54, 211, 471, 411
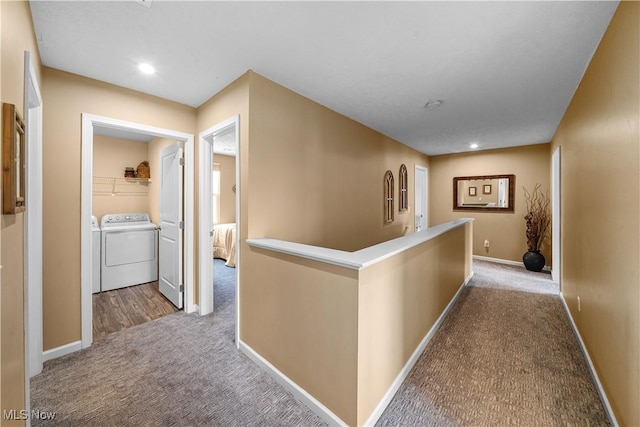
92, 130, 180, 339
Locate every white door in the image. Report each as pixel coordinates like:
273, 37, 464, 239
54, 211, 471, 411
415, 166, 428, 231
159, 142, 183, 308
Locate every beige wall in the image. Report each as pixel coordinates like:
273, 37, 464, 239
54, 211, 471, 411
92, 135, 150, 221
243, 249, 360, 424
357, 222, 471, 424
238, 72, 446, 425
196, 72, 250, 305
216, 153, 236, 224
42, 68, 195, 350
243, 223, 471, 426
551, 2, 639, 425
0, 1, 41, 423
430, 144, 551, 264
247, 72, 430, 252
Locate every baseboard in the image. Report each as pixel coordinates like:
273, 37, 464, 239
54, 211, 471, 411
473, 254, 551, 273
188, 304, 199, 314
238, 340, 347, 426
363, 272, 474, 426
42, 340, 82, 362
560, 296, 619, 426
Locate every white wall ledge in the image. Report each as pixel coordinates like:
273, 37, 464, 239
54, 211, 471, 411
247, 218, 474, 270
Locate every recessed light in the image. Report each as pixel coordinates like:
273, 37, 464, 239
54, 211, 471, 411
138, 63, 155, 75
424, 99, 444, 109
470, 143, 479, 149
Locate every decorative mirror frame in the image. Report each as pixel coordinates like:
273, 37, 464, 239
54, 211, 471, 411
399, 164, 408, 212
453, 174, 515, 213
2, 103, 26, 214
383, 170, 394, 224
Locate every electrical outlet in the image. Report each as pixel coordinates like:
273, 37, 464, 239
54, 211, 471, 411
577, 296, 581, 312
483, 239, 490, 248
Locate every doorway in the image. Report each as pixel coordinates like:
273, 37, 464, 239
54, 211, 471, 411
198, 116, 240, 344
415, 165, 429, 231
80, 114, 194, 348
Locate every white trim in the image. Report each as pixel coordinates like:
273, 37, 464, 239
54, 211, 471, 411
239, 341, 347, 427
81, 114, 195, 349
247, 219, 473, 271
24, 49, 44, 427
363, 273, 473, 426
25, 51, 44, 378
184, 135, 195, 313
560, 296, 618, 426
42, 341, 82, 362
473, 254, 551, 273
198, 116, 240, 346
551, 146, 562, 286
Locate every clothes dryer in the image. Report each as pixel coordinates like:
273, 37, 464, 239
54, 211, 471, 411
101, 213, 158, 292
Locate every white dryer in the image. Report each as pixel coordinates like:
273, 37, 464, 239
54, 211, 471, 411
101, 213, 158, 292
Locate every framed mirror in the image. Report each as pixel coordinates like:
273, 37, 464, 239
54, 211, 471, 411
453, 174, 515, 212
2, 103, 26, 214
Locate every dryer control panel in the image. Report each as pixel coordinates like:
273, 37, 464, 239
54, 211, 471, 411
101, 212, 151, 227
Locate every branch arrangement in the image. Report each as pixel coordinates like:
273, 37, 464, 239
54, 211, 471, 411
523, 183, 550, 252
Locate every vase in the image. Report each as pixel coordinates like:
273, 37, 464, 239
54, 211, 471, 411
523, 250, 545, 272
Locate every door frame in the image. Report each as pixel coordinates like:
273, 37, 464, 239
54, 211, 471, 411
551, 146, 562, 287
414, 165, 429, 230
80, 114, 195, 348
198, 116, 240, 342
24, 51, 43, 422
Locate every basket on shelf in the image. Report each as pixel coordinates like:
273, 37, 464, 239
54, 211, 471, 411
136, 161, 150, 179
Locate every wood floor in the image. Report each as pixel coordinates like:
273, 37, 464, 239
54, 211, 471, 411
92, 281, 179, 339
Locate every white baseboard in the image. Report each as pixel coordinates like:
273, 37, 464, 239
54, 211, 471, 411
188, 304, 199, 314
560, 296, 618, 426
473, 254, 551, 273
363, 272, 473, 426
239, 340, 347, 426
42, 340, 82, 362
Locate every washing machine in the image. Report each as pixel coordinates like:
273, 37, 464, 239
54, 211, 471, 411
92, 215, 101, 293
101, 213, 158, 292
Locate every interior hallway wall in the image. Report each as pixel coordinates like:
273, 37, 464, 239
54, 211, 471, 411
430, 143, 551, 264
551, 2, 639, 425
42, 68, 195, 351
247, 72, 430, 252
92, 135, 150, 221
0, 0, 42, 423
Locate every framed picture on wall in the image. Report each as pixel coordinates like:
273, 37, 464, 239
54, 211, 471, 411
2, 103, 26, 214
483, 184, 492, 195
468, 186, 477, 196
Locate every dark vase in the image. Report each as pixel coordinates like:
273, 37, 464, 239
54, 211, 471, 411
523, 250, 545, 272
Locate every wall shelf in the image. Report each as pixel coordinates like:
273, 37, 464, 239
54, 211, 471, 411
92, 176, 151, 196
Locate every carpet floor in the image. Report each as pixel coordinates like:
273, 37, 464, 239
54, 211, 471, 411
30, 259, 325, 426
31, 259, 608, 426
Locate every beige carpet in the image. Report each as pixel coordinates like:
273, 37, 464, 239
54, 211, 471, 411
376, 275, 609, 426
31, 260, 609, 426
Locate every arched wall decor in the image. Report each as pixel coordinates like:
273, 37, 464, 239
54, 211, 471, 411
384, 170, 394, 224
399, 164, 408, 212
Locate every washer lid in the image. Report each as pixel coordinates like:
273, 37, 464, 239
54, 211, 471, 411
101, 223, 157, 231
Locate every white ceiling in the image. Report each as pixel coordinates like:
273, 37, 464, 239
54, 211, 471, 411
29, 1, 618, 156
